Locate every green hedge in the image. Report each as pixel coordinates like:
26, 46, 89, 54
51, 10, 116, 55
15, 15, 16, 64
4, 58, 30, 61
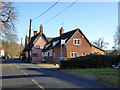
60, 55, 120, 69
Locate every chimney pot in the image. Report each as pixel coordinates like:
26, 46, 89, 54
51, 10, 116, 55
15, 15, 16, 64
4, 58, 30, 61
40, 24, 43, 35
25, 35, 28, 46
34, 31, 37, 35
60, 27, 64, 36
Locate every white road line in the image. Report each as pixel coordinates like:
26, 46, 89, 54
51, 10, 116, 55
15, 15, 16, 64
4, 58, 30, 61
21, 69, 28, 76
13, 63, 44, 89
14, 63, 20, 69
31, 79, 44, 89
14, 63, 28, 76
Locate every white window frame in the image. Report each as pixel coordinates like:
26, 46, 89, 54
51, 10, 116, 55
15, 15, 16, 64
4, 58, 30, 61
71, 52, 77, 58
82, 52, 85, 56
35, 45, 40, 49
53, 53, 55, 58
74, 39, 80, 45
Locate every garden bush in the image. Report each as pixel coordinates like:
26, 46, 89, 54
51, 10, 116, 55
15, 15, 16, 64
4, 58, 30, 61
60, 55, 120, 69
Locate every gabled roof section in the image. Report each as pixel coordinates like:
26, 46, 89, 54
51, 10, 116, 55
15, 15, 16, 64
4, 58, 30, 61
43, 29, 78, 51
23, 32, 48, 52
43, 28, 105, 52
66, 28, 92, 47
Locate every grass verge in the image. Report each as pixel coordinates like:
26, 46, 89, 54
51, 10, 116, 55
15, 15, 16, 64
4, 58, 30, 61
58, 68, 119, 87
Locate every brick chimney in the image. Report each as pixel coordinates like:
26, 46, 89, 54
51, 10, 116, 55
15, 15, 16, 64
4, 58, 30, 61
40, 24, 43, 35
60, 27, 64, 36
34, 31, 37, 35
25, 35, 28, 46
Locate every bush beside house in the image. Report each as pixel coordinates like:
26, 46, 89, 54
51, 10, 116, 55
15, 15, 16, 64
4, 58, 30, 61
60, 55, 120, 69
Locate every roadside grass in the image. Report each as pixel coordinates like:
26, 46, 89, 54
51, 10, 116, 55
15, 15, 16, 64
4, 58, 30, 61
58, 68, 119, 87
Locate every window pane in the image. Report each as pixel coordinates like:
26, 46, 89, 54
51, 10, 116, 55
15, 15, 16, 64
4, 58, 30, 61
74, 39, 80, 45
48, 52, 50, 56
82, 52, 84, 56
53, 53, 55, 58
35, 45, 40, 49
33, 53, 38, 57
75, 53, 77, 57
78, 40, 80, 44
74, 40, 76, 44
71, 53, 73, 57
71, 52, 77, 58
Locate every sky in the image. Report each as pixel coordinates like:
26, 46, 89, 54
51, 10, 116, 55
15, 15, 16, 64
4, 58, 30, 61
14, 1, 118, 50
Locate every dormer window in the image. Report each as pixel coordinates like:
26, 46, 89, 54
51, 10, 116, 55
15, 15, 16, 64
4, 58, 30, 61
35, 45, 40, 49
74, 39, 80, 45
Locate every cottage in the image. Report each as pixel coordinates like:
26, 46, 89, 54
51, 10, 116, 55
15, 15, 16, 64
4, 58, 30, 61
42, 27, 105, 63
110, 50, 120, 55
23, 24, 48, 62
0, 48, 5, 57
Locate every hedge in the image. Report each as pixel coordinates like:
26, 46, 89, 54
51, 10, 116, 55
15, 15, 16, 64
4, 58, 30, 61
60, 55, 120, 69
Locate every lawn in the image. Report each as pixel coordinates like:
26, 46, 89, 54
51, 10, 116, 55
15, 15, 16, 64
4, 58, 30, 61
58, 68, 120, 87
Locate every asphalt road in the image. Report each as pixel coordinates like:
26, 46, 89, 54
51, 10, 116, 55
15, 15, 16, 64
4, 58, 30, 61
1, 58, 118, 89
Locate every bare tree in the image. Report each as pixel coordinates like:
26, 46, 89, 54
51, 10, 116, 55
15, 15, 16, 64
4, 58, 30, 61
113, 27, 120, 50
92, 37, 109, 49
0, 1, 19, 58
0, 1, 18, 42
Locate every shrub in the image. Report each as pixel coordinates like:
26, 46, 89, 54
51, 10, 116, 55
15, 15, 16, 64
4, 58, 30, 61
60, 55, 120, 69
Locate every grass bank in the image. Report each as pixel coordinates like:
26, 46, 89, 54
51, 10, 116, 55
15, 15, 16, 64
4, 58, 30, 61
58, 68, 119, 87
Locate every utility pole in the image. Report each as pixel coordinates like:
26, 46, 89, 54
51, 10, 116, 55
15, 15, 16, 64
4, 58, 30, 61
20, 37, 22, 60
28, 19, 32, 63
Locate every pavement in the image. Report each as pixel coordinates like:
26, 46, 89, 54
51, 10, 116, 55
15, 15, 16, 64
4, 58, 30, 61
1, 58, 118, 89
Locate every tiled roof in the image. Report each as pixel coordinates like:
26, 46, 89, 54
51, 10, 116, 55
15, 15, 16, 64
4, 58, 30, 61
43, 29, 78, 51
43, 28, 105, 52
23, 32, 48, 52
47, 37, 53, 42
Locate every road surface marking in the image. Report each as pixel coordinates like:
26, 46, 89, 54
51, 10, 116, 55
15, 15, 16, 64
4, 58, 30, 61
14, 63, 20, 69
14, 63, 44, 89
14, 63, 28, 75
31, 79, 44, 89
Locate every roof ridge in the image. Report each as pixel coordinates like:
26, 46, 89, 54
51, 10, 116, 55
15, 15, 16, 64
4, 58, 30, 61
61, 28, 78, 35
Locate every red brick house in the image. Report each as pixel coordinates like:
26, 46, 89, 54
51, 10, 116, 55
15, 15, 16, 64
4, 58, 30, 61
23, 24, 48, 63
42, 27, 105, 63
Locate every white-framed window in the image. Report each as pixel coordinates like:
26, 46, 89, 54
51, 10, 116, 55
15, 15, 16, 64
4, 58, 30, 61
35, 45, 40, 49
53, 53, 55, 58
71, 52, 77, 58
74, 39, 80, 45
82, 52, 85, 56
44, 49, 52, 56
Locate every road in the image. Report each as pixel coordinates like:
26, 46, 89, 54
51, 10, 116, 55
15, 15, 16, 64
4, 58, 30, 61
1, 58, 118, 89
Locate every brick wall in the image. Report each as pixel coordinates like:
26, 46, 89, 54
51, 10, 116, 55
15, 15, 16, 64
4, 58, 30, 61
91, 46, 105, 55
66, 31, 92, 58
44, 30, 105, 63
45, 47, 67, 63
